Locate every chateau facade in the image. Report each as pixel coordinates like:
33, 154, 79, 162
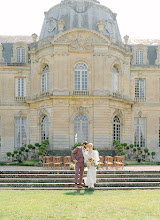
0, 0, 160, 161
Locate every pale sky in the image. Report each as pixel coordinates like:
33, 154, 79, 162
0, 0, 160, 39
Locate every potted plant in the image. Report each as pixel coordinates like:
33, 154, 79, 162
6, 152, 12, 160
13, 150, 18, 157
28, 144, 33, 151
20, 147, 25, 155
38, 151, 43, 160
123, 143, 127, 150
130, 144, 134, 152
137, 147, 141, 154
133, 148, 137, 154
151, 152, 156, 159
35, 143, 40, 150
144, 148, 149, 157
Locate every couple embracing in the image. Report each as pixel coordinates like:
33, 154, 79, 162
72, 141, 99, 189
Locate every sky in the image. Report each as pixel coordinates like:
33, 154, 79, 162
0, 0, 160, 39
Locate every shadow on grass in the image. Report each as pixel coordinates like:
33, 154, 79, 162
64, 189, 95, 196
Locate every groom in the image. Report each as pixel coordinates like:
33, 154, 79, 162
72, 141, 88, 188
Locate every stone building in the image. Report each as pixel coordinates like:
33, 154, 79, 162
0, 0, 160, 161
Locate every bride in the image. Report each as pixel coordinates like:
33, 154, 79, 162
83, 143, 99, 189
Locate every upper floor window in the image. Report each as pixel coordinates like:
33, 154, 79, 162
112, 66, 119, 93
135, 79, 145, 98
131, 44, 148, 65
136, 50, 144, 64
16, 48, 25, 63
74, 63, 88, 91
15, 78, 26, 97
41, 65, 49, 93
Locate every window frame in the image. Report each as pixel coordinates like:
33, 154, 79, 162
41, 65, 49, 93
134, 117, 146, 148
74, 63, 88, 91
135, 79, 145, 98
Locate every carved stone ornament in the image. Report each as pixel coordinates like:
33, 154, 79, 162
97, 21, 106, 33
105, 20, 114, 34
32, 33, 38, 43
71, 2, 90, 13
123, 35, 129, 45
52, 30, 109, 51
18, 111, 23, 117
57, 20, 65, 33
47, 17, 57, 33
75, 106, 89, 113
114, 109, 123, 117
39, 108, 47, 116
138, 111, 142, 117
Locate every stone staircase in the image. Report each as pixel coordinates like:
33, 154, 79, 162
0, 170, 160, 190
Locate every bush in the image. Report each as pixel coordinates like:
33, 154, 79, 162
38, 151, 43, 156
35, 143, 40, 147
6, 152, 11, 157
19, 151, 22, 155
40, 146, 45, 151
144, 148, 149, 153
123, 143, 127, 147
14, 150, 18, 154
130, 144, 134, 148
120, 151, 126, 155
151, 152, 156, 156
20, 147, 25, 151
11, 154, 14, 157
133, 148, 137, 152
137, 147, 141, 151
25, 149, 29, 152
127, 146, 130, 150
28, 144, 32, 149
43, 140, 49, 145
32, 146, 35, 150
148, 152, 150, 156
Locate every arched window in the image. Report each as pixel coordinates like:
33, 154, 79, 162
74, 63, 88, 91
16, 47, 25, 63
112, 66, 119, 93
113, 116, 121, 142
41, 116, 49, 144
74, 114, 89, 144
41, 65, 49, 93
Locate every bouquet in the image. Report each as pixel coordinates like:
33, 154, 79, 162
87, 157, 98, 169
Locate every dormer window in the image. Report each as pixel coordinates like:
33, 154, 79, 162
131, 44, 148, 65
136, 50, 144, 64
16, 48, 25, 63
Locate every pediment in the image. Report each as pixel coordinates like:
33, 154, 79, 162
52, 29, 110, 51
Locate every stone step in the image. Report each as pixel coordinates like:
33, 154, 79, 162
0, 182, 160, 188
1, 173, 160, 179
0, 178, 160, 183
1, 170, 160, 175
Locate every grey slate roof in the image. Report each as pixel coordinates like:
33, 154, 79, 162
0, 36, 33, 43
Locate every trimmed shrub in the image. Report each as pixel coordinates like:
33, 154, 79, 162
19, 151, 22, 155
6, 152, 11, 157
32, 146, 35, 150
144, 148, 149, 153
151, 152, 156, 156
28, 144, 32, 149
137, 147, 141, 151
35, 143, 40, 147
127, 146, 130, 150
133, 148, 137, 152
38, 151, 43, 156
20, 147, 25, 151
120, 151, 126, 156
25, 149, 29, 152
14, 150, 18, 154
130, 144, 134, 148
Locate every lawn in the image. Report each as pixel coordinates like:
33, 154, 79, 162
0, 190, 160, 220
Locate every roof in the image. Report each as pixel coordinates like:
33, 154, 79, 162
129, 38, 160, 46
0, 36, 33, 43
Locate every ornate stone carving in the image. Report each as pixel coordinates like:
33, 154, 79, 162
39, 108, 47, 116
57, 20, 65, 33
113, 109, 123, 117
52, 29, 109, 51
47, 17, 57, 33
75, 106, 89, 113
97, 21, 106, 33
71, 2, 90, 13
32, 33, 38, 43
123, 35, 129, 45
138, 111, 142, 117
105, 20, 114, 34
18, 111, 23, 117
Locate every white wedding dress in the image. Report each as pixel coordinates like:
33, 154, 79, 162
83, 150, 99, 188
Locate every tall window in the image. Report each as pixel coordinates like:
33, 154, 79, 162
14, 117, 27, 149
159, 118, 160, 147
41, 65, 49, 93
0, 118, 1, 153
134, 118, 146, 148
74, 114, 89, 144
113, 116, 121, 142
16, 48, 25, 63
15, 78, 26, 97
74, 63, 88, 91
112, 66, 119, 93
41, 116, 49, 144
136, 50, 144, 64
135, 79, 145, 98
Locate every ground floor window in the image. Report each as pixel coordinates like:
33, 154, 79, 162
0, 118, 1, 151
113, 116, 121, 142
134, 118, 146, 148
14, 117, 27, 149
41, 116, 49, 144
159, 118, 160, 147
74, 114, 89, 144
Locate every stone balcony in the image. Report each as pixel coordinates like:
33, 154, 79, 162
73, 90, 89, 96
134, 97, 146, 103
15, 97, 26, 102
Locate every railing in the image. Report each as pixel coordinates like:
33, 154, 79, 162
73, 90, 89, 96
40, 92, 50, 97
15, 97, 26, 102
134, 97, 146, 103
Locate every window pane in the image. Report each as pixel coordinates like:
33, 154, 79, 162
74, 114, 89, 143
134, 118, 146, 148
113, 116, 121, 142
14, 117, 27, 149
74, 63, 88, 91
41, 116, 49, 144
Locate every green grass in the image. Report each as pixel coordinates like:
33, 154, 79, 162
4, 160, 40, 166
0, 190, 160, 219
